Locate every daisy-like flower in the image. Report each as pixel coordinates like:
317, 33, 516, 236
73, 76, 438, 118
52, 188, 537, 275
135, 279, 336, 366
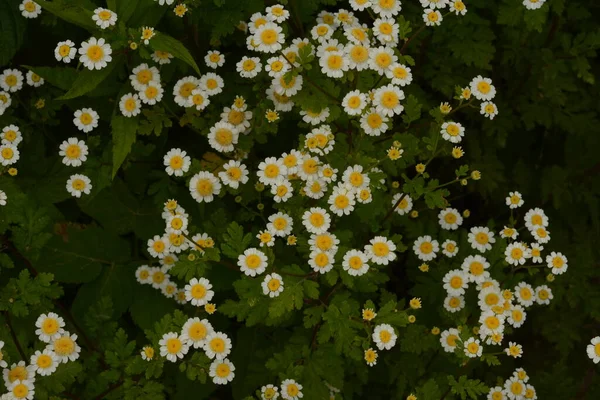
477, 285, 502, 311
221, 106, 252, 133
387, 63, 413, 86
173, 76, 200, 107
372, 0, 401, 17
505, 242, 530, 266
189, 171, 221, 203
373, 18, 398, 45
20, 0, 42, 18
506, 191, 524, 208
345, 43, 371, 71
139, 81, 163, 105
302, 207, 331, 234
271, 177, 293, 202
462, 255, 490, 284
237, 248, 268, 277
272, 74, 303, 97
524, 207, 549, 231
261, 384, 280, 400
523, 0, 546, 10
119, 93, 142, 117
309, 232, 340, 253
441, 239, 459, 257
480, 101, 498, 119
463, 337, 482, 358
360, 108, 389, 136
79, 37, 112, 70
26, 71, 44, 87
438, 208, 463, 230
443, 295, 465, 313
342, 249, 370, 276
1, 125, 22, 146
440, 328, 460, 353
0, 190, 7, 206
468, 226, 496, 252
256, 230, 275, 247
373, 324, 397, 350
535, 285, 553, 305
362, 308, 376, 321
152, 50, 173, 65
209, 358, 235, 385
147, 234, 168, 259
504, 377, 526, 399
0, 91, 12, 112
265, 57, 289, 79
441, 121, 465, 143
135, 265, 152, 284
262, 273, 284, 297
479, 310, 505, 336
59, 138, 88, 167
208, 121, 239, 153
218, 160, 249, 189
0, 69, 24, 93
8, 379, 35, 400
49, 331, 81, 363
258, 157, 287, 186
3, 361, 34, 388
423, 8, 443, 26
319, 50, 349, 78
450, 0, 467, 15
413, 235, 439, 262
204, 331, 232, 360
309, 250, 335, 274
530, 243, 544, 263
184, 278, 214, 307
0, 143, 19, 166
359, 347, 378, 368
421, 0, 449, 8
364, 236, 396, 265
281, 379, 303, 400
267, 212, 293, 237
514, 282, 536, 307
159, 332, 190, 362
500, 226, 518, 240
30, 349, 59, 376
369, 46, 397, 75
148, 266, 170, 289
344, 23, 370, 46
531, 226, 550, 244
237, 56, 262, 78
443, 270, 468, 296
35, 313, 65, 343
546, 251, 567, 275
587, 337, 600, 364
166, 213, 188, 236
328, 184, 356, 216
141, 346, 154, 360
66, 174, 92, 198
130, 63, 161, 91
342, 90, 368, 116
182, 318, 214, 349
373, 84, 404, 117
173, 3, 188, 17
73, 108, 99, 133
92, 8, 117, 29
141, 27, 155, 45
266, 4, 289, 22
205, 50, 225, 69
311, 23, 335, 42
470, 75, 496, 101
304, 179, 327, 199
254, 22, 285, 53
507, 304, 526, 328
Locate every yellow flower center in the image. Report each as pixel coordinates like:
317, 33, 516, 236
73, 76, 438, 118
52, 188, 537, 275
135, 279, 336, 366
80, 112, 93, 125
42, 318, 59, 334
349, 256, 363, 270
287, 384, 299, 397
196, 179, 213, 196
475, 232, 489, 245
467, 342, 479, 354
153, 241, 165, 252
375, 53, 392, 68
188, 322, 208, 340
314, 253, 330, 268
215, 129, 233, 146
276, 185, 288, 196
216, 362, 231, 377
334, 194, 349, 209
24, 1, 36, 12
72, 179, 86, 191
179, 82, 196, 97
420, 242, 433, 254
327, 54, 343, 69
264, 164, 280, 178
446, 334, 458, 346
379, 330, 391, 343
12, 383, 29, 398
260, 29, 278, 45
367, 113, 383, 128
470, 262, 484, 275
54, 336, 75, 356
166, 338, 182, 354
152, 271, 165, 284
245, 254, 261, 269
485, 293, 499, 306
372, 242, 389, 257
448, 297, 460, 308
381, 91, 399, 108
552, 257, 564, 268
137, 70, 153, 85
538, 289, 549, 300
8, 366, 27, 382
510, 382, 523, 395
427, 11, 439, 22
86, 45, 104, 62
191, 284, 206, 299
485, 316, 500, 329
37, 354, 53, 368
268, 278, 281, 291
227, 167, 242, 180
511, 248, 523, 260
477, 81, 491, 94
1, 147, 14, 160
450, 276, 463, 289
124, 98, 137, 111
520, 288, 532, 300
144, 347, 154, 358
210, 337, 225, 353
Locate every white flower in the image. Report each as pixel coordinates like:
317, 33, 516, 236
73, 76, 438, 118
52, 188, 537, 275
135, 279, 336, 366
440, 328, 460, 352
423, 9, 443, 26
443, 270, 468, 296
25, 71, 44, 87
149, 266, 170, 289
371, 0, 402, 17
364, 236, 396, 265
209, 358, 235, 385
342, 249, 370, 276
272, 74, 303, 96
479, 310, 505, 336
265, 56, 290, 78
200, 73, 225, 96
266, 87, 294, 111
524, 207, 548, 230
189, 171, 221, 203
344, 24, 370, 45
535, 285, 553, 305
531, 226, 550, 244
438, 208, 463, 230
311, 23, 335, 42
79, 37, 112, 70
387, 63, 413, 86
261, 384, 280, 400
238, 248, 268, 277
441, 239, 459, 257
586, 336, 600, 364
219, 160, 249, 189
254, 22, 284, 53
373, 18, 399, 45
530, 243, 543, 263
119, 93, 142, 117
184, 278, 214, 306
500, 226, 518, 240
92, 8, 117, 29
166, 214, 188, 235
309, 250, 335, 274
346, 43, 371, 71
369, 46, 397, 74
205, 50, 225, 69
373, 324, 397, 350
545, 251, 568, 275
130, 63, 161, 91
413, 235, 439, 261
237, 56, 262, 78
450, 0, 468, 15
73, 108, 99, 133
444, 295, 465, 313
372, 84, 404, 117
189, 88, 210, 111
505, 242, 530, 266
208, 121, 239, 153
35, 312, 65, 343
304, 179, 327, 199
139, 81, 164, 105
182, 318, 214, 349
421, 0, 449, 9
152, 50, 173, 65
470, 75, 496, 101
173, 76, 200, 107
48, 331, 81, 363
248, 12, 269, 34
514, 282, 536, 307
480, 101, 498, 119
341, 90, 368, 116
20, 0, 42, 18
523, 0, 546, 10
30, 349, 59, 376
478, 286, 502, 311
0, 190, 6, 206
328, 184, 356, 216
59, 138, 88, 167
309, 232, 339, 253
468, 226, 496, 252
0, 91, 12, 111
262, 273, 284, 297
66, 174, 92, 198
8, 379, 35, 400
204, 332, 232, 360
266, 4, 289, 22
504, 377, 526, 399
462, 255, 490, 284
147, 235, 168, 259
360, 108, 389, 136
159, 332, 190, 362
441, 122, 465, 143
2, 125, 22, 146
271, 178, 293, 202
463, 337, 482, 358
135, 265, 152, 284
267, 213, 293, 237
281, 379, 303, 400
258, 157, 287, 186
302, 207, 331, 234
0, 69, 24, 92
0, 143, 19, 166
507, 304, 526, 328
319, 51, 349, 78
350, 0, 372, 11
141, 27, 155, 45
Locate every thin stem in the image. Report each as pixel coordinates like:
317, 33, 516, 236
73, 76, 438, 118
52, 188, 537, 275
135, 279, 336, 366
2, 311, 26, 360
400, 24, 426, 54
381, 192, 407, 224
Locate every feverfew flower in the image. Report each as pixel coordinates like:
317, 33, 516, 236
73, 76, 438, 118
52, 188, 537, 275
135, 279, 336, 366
205, 50, 225, 68
364, 348, 378, 366
73, 108, 99, 133
523, 0, 546, 10
438, 208, 463, 230
423, 9, 443, 26
78, 37, 112, 70
440, 328, 460, 352
444, 295, 465, 313
535, 285, 553, 305
253, 22, 285, 53
204, 332, 232, 360
480, 101, 498, 119
119, 93, 142, 117
309, 250, 335, 274
387, 63, 413, 86
208, 121, 239, 153
413, 235, 439, 262
372, 84, 404, 117
267, 212, 293, 237
441, 239, 459, 257
441, 121, 465, 143
505, 242, 530, 266
371, 0, 402, 17
152, 50, 173, 65
8, 379, 35, 400
49, 331, 81, 363
173, 76, 199, 107
189, 171, 221, 203
462, 255, 490, 284
271, 178, 293, 202
328, 184, 356, 216
586, 337, 600, 364
262, 273, 284, 297
25, 71, 43, 87
450, 0, 467, 15
184, 278, 214, 306
468, 226, 496, 252
0, 143, 19, 166
0, 69, 24, 93
463, 337, 482, 358
342, 90, 368, 116
141, 27, 155, 45
360, 108, 389, 136
258, 157, 287, 185
281, 379, 303, 400
200, 73, 224, 96
364, 236, 396, 265
470, 75, 496, 101
66, 174, 92, 198
319, 51, 349, 78
92, 8, 117, 29
237, 56, 262, 78
209, 358, 235, 385
238, 248, 268, 277
342, 249, 370, 276
514, 282, 536, 307
219, 160, 249, 189
35, 313, 65, 343
139, 81, 164, 105
130, 63, 160, 91
373, 324, 397, 350
1, 125, 21, 146
266, 4, 289, 22
20, 0, 42, 18
30, 349, 59, 376
546, 251, 568, 275
59, 138, 88, 167
159, 332, 190, 362
443, 270, 468, 296
182, 318, 214, 349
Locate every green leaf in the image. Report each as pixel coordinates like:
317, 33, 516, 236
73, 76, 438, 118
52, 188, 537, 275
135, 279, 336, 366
221, 222, 253, 259
36, 0, 96, 31
23, 65, 78, 91
150, 32, 201, 75
448, 375, 489, 400
0, 0, 26, 67
115, 0, 140, 23
402, 94, 422, 125
57, 55, 123, 100
112, 115, 139, 178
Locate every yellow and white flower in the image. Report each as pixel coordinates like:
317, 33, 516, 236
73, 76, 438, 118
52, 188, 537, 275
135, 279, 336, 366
441, 239, 459, 257
78, 37, 112, 70
267, 212, 293, 237
204, 331, 232, 360
92, 8, 117, 29
1, 125, 22, 146
147, 235, 169, 259
152, 50, 173, 65
500, 226, 518, 240
309, 250, 335, 274
19, 0, 41, 18
523, 0, 546, 10
149, 266, 170, 289
505, 191, 524, 209
184, 277, 214, 306
468, 226, 496, 252
54, 40, 77, 63
238, 248, 268, 277
159, 332, 190, 362
199, 73, 224, 95
59, 138, 88, 167
209, 358, 235, 385
281, 379, 303, 400
25, 71, 44, 87
319, 51, 349, 78
258, 157, 287, 185
372, 0, 402, 17
8, 379, 35, 400
360, 108, 389, 136
0, 143, 19, 166
309, 232, 340, 253
420, 0, 449, 9
504, 377, 526, 399
135, 265, 152, 284
0, 91, 12, 112
73, 108, 99, 133
328, 184, 356, 216
189, 171, 221, 203
271, 177, 293, 202
373, 323, 397, 350
450, 0, 468, 15
345, 43, 371, 71
373, 84, 404, 117
480, 101, 498, 119
48, 331, 81, 363
369, 46, 397, 75
505, 242, 531, 266
479, 310, 505, 336
35, 312, 65, 343
531, 226, 550, 244
586, 336, 600, 364
173, 76, 200, 107
261, 384, 279, 400
130, 63, 161, 91
141, 346, 154, 361
237, 56, 263, 79
535, 285, 553, 305
208, 121, 239, 153
423, 8, 443, 26
514, 282, 536, 307
119, 93, 142, 117
364, 236, 396, 265
342, 90, 369, 116
266, 4, 289, 23
441, 121, 465, 143
438, 208, 463, 230
545, 251, 567, 275
387, 63, 413, 86
66, 174, 92, 198
205, 50, 225, 69
141, 26, 155, 45
182, 317, 214, 349
373, 17, 399, 44
254, 22, 285, 53
265, 56, 289, 78
524, 207, 548, 231
440, 328, 460, 352
443, 295, 465, 313
302, 207, 331, 234
463, 337, 482, 358
342, 249, 370, 276
0, 69, 24, 93
139, 81, 163, 105
262, 273, 284, 297
461, 255, 490, 284
29, 349, 59, 376
413, 235, 439, 262
364, 348, 378, 366
304, 179, 328, 199
219, 160, 249, 189
443, 270, 468, 296
470, 75, 496, 101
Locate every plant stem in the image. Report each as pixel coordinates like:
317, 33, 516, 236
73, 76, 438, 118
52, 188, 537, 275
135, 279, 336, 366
2, 311, 26, 360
